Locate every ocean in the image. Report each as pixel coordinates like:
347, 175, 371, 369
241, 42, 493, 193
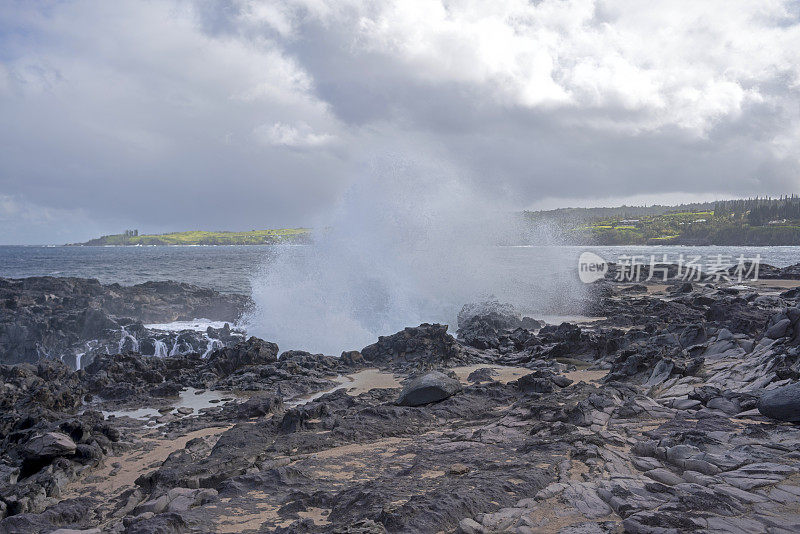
1, 244, 798, 295
3, 243, 800, 355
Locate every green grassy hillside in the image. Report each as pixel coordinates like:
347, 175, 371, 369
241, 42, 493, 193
73, 228, 311, 246
525, 197, 800, 245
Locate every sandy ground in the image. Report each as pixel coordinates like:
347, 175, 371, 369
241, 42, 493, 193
563, 369, 608, 384
64, 424, 233, 499
748, 279, 800, 289
287, 368, 402, 406
209, 492, 286, 533
340, 368, 402, 395
450, 364, 533, 384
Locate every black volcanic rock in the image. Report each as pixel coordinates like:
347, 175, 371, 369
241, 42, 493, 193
235, 393, 284, 419
396, 371, 462, 406
22, 432, 76, 460
361, 323, 474, 369
758, 381, 800, 422
0, 276, 250, 365
204, 337, 278, 376
7, 275, 800, 533
456, 301, 542, 351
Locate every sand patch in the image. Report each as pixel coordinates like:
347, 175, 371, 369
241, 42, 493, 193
568, 459, 590, 481
749, 279, 800, 289
65, 424, 233, 498
287, 368, 400, 406
511, 496, 618, 533
451, 365, 532, 385
563, 369, 608, 384
312, 437, 407, 460
298, 507, 331, 526
208, 490, 298, 532
342, 368, 402, 395
646, 283, 670, 294
213, 504, 285, 533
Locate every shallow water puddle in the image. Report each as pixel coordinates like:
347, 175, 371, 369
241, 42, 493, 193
101, 387, 239, 423
534, 315, 606, 325
563, 369, 608, 384
286, 368, 402, 407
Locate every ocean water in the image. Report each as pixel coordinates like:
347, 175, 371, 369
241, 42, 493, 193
0, 244, 798, 295
0, 244, 285, 293
3, 244, 800, 355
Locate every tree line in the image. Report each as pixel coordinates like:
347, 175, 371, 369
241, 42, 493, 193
713, 196, 800, 225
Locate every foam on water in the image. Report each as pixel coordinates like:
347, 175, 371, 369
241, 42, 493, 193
201, 336, 224, 358
118, 326, 139, 353
144, 319, 233, 332
246, 160, 583, 355
153, 340, 168, 358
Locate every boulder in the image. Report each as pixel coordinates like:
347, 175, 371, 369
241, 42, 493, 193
758, 382, 800, 422
515, 372, 557, 394
205, 337, 278, 376
456, 301, 544, 352
397, 371, 462, 406
766, 318, 792, 339
644, 359, 674, 387
467, 367, 497, 383
23, 432, 77, 459
236, 393, 284, 418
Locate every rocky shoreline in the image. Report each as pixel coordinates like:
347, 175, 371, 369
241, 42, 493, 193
0, 277, 250, 368
3, 275, 800, 532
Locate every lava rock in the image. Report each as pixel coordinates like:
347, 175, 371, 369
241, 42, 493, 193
766, 318, 793, 339
397, 371, 462, 406
757, 381, 800, 422
236, 393, 284, 418
23, 432, 77, 459
361, 324, 468, 367
205, 337, 279, 376
467, 367, 497, 383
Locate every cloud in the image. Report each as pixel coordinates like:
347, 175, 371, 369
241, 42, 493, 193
0, 0, 799, 243
0, 194, 106, 244
255, 121, 336, 147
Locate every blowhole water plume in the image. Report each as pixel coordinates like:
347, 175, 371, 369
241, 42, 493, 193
246, 161, 584, 355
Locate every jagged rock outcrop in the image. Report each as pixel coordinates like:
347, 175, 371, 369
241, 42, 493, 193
361, 323, 478, 369
204, 337, 278, 376
0, 277, 250, 365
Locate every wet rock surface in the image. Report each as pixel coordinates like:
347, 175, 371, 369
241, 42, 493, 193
3, 276, 800, 532
0, 277, 251, 366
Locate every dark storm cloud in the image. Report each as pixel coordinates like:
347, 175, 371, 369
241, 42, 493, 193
0, 0, 799, 243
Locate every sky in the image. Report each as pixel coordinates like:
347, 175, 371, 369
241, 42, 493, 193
1, 0, 799, 244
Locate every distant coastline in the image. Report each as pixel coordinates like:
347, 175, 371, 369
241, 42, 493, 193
526, 196, 800, 246
70, 196, 800, 247
68, 228, 312, 246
